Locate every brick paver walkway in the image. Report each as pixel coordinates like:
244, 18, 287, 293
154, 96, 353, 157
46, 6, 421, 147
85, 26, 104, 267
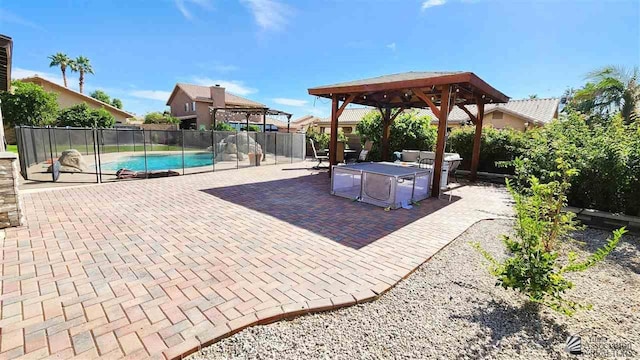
1, 164, 511, 359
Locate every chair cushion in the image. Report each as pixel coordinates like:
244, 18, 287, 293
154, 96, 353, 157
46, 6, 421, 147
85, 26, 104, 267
402, 150, 420, 162
419, 151, 436, 160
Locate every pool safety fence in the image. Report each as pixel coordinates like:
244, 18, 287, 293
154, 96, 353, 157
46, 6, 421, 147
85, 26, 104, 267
15, 126, 307, 183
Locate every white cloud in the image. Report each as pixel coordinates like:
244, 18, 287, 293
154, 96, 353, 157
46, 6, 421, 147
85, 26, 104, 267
174, 0, 213, 20
273, 98, 308, 107
422, 0, 446, 10
129, 90, 172, 101
0, 9, 43, 30
386, 42, 396, 52
240, 0, 291, 31
191, 77, 257, 95
12, 67, 61, 82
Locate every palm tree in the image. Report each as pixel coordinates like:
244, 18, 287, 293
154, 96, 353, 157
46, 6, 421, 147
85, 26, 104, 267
48, 53, 72, 87
575, 66, 640, 123
70, 56, 94, 93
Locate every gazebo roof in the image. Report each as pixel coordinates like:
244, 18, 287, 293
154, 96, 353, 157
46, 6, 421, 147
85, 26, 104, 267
308, 71, 509, 108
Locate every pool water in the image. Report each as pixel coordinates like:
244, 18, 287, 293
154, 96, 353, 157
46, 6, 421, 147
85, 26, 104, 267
102, 153, 213, 171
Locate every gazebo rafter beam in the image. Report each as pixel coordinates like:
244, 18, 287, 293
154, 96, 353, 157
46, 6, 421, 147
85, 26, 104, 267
413, 88, 441, 118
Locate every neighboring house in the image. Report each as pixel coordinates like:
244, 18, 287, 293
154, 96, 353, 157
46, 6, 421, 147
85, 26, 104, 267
166, 83, 287, 131
20, 76, 135, 123
288, 115, 323, 133
313, 98, 560, 133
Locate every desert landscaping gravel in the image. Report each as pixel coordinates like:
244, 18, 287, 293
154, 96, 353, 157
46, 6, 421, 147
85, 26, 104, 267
188, 219, 640, 360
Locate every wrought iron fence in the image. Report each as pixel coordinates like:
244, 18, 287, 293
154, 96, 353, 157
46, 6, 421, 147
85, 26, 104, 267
15, 126, 306, 184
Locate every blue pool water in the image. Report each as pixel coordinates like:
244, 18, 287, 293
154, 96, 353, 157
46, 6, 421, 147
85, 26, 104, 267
102, 153, 213, 171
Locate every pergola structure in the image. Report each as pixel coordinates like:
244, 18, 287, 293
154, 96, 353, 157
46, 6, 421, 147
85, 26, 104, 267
308, 71, 509, 197
210, 107, 293, 132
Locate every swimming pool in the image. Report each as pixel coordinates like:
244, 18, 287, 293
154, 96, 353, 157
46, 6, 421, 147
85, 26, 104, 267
101, 152, 213, 171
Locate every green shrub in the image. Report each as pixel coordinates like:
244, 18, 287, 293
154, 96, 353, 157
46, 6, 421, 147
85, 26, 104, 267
448, 126, 527, 174
57, 103, 115, 128
474, 158, 626, 315
0, 80, 58, 126
512, 111, 640, 216
356, 110, 436, 161
144, 112, 179, 124
306, 127, 330, 150
214, 122, 235, 131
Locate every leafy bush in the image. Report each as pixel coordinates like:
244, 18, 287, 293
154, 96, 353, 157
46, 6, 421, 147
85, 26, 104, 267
0, 80, 58, 126
474, 159, 626, 315
306, 127, 348, 152
448, 126, 527, 174
214, 122, 235, 131
57, 103, 115, 128
144, 112, 179, 124
241, 124, 260, 132
512, 111, 640, 216
356, 110, 436, 161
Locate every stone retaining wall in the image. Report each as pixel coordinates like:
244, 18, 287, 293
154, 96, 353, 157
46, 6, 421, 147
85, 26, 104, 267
0, 152, 22, 228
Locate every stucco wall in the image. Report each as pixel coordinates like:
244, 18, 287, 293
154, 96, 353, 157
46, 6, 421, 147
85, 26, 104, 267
169, 89, 195, 118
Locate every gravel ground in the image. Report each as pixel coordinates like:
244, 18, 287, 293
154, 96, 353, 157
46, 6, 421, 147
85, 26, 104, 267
188, 220, 640, 360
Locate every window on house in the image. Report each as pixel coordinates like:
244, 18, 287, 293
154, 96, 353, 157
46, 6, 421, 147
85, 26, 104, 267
185, 103, 189, 112
320, 127, 326, 134
492, 111, 503, 119
342, 127, 353, 134
192, 102, 196, 111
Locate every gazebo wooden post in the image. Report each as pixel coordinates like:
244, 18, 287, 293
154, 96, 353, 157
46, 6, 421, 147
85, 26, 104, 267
328, 94, 339, 172
381, 108, 391, 161
470, 99, 485, 181
431, 85, 451, 197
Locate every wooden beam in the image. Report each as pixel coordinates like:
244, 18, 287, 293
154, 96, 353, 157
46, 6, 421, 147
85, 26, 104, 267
470, 99, 484, 182
413, 89, 440, 119
457, 104, 478, 124
381, 108, 391, 161
431, 85, 450, 197
329, 95, 339, 173
336, 94, 356, 118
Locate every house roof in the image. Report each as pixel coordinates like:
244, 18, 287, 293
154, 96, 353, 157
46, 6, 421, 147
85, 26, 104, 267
166, 83, 264, 107
308, 71, 509, 107
316, 98, 560, 126
19, 75, 135, 118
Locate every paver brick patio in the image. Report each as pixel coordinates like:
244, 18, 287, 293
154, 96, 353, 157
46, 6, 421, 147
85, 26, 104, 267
1, 163, 511, 359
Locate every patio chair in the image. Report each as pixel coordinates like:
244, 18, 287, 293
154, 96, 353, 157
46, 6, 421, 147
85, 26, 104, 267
309, 139, 329, 169
355, 140, 373, 162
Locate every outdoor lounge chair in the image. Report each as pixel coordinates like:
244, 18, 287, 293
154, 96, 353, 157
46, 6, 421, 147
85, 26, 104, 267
309, 139, 329, 169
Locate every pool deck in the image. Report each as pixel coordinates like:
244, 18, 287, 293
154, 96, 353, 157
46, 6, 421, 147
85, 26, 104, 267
2, 162, 511, 359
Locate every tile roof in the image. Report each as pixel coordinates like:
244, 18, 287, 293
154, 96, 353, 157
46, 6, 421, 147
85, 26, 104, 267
174, 83, 264, 107
317, 98, 559, 125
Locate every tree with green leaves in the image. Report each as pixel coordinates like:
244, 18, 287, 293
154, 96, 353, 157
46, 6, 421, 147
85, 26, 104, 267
143, 111, 179, 124
111, 98, 122, 109
90, 89, 123, 109
90, 89, 110, 103
0, 80, 59, 127
48, 53, 73, 88
572, 66, 639, 124
57, 103, 115, 128
356, 110, 436, 161
70, 56, 94, 93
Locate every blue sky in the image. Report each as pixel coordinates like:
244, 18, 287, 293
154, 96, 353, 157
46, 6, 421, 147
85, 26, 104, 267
2, 0, 638, 120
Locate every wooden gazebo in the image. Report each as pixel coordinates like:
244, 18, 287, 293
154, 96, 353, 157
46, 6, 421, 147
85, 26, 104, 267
308, 71, 509, 197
